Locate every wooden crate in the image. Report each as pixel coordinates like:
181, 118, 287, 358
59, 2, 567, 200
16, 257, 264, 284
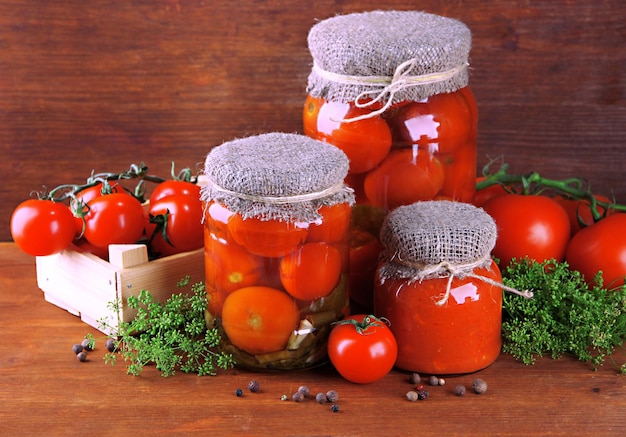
36, 244, 205, 334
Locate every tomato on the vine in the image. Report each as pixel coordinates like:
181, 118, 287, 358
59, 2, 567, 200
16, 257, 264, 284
328, 314, 398, 384
482, 194, 571, 268
553, 194, 613, 236
473, 177, 510, 207
149, 180, 201, 204
10, 199, 77, 256
74, 181, 120, 206
83, 193, 145, 250
148, 194, 204, 257
566, 213, 626, 287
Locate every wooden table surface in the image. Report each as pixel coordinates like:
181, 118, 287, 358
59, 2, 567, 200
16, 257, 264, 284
1, 241, 624, 436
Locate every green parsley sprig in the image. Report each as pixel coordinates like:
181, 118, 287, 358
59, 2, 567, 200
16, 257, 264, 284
95, 276, 234, 377
501, 258, 626, 373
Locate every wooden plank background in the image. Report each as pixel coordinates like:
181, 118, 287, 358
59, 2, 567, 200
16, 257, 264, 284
1, 0, 624, 241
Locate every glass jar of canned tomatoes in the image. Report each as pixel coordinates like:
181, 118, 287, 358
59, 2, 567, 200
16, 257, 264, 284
201, 133, 355, 370
374, 201, 502, 374
304, 10, 478, 312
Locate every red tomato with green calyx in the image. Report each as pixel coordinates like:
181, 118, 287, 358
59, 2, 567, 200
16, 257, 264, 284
148, 194, 204, 257
328, 314, 398, 384
482, 194, 571, 269
11, 199, 77, 256
83, 193, 145, 250
149, 180, 201, 204
565, 213, 626, 288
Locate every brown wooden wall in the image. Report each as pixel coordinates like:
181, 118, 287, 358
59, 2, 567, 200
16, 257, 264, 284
1, 0, 625, 242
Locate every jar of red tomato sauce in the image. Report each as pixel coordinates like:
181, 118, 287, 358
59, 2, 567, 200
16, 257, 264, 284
304, 10, 477, 312
201, 133, 355, 370
374, 201, 503, 374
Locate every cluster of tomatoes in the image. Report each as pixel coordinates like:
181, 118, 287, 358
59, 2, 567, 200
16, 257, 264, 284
475, 179, 626, 288
10, 178, 204, 260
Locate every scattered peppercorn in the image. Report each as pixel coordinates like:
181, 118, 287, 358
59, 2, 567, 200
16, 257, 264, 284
472, 378, 488, 394
248, 380, 260, 393
105, 338, 116, 353
81, 338, 93, 351
409, 373, 421, 385
72, 344, 83, 355
280, 394, 289, 401
406, 391, 418, 402
454, 385, 466, 396
292, 391, 305, 402
428, 375, 439, 386
417, 389, 429, 400
438, 378, 446, 386
297, 385, 310, 397
76, 351, 87, 362
415, 384, 424, 391
235, 388, 243, 397
315, 392, 326, 404
330, 404, 339, 413
326, 390, 339, 403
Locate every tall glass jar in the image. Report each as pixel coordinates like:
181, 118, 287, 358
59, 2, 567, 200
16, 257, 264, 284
303, 10, 477, 312
373, 201, 502, 374
201, 133, 355, 370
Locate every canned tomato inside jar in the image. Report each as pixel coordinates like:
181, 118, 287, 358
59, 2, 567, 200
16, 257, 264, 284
201, 133, 355, 371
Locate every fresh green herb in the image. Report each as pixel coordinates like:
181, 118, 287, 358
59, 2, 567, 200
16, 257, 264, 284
501, 258, 626, 373
97, 276, 234, 377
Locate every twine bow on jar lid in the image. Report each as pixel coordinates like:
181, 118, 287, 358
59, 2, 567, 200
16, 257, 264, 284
377, 201, 532, 306
306, 10, 472, 122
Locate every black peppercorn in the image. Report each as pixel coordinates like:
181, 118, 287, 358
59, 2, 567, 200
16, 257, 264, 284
315, 392, 326, 404
472, 378, 488, 394
235, 388, 243, 397
409, 373, 421, 385
454, 385, 466, 396
417, 389, 429, 400
76, 351, 87, 362
428, 375, 439, 386
72, 344, 83, 355
330, 404, 339, 413
248, 380, 260, 393
326, 390, 339, 402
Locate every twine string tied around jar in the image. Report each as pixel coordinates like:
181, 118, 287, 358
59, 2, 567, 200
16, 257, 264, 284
393, 253, 534, 306
312, 59, 469, 123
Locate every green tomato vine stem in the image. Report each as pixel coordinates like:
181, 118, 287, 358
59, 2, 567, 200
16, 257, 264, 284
477, 161, 626, 220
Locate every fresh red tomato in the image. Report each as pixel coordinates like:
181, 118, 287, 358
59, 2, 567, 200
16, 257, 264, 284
473, 177, 510, 207
482, 194, 571, 269
565, 213, 626, 287
74, 181, 119, 206
328, 314, 398, 384
553, 194, 613, 236
149, 180, 201, 203
10, 199, 77, 256
148, 194, 204, 257
83, 193, 145, 249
